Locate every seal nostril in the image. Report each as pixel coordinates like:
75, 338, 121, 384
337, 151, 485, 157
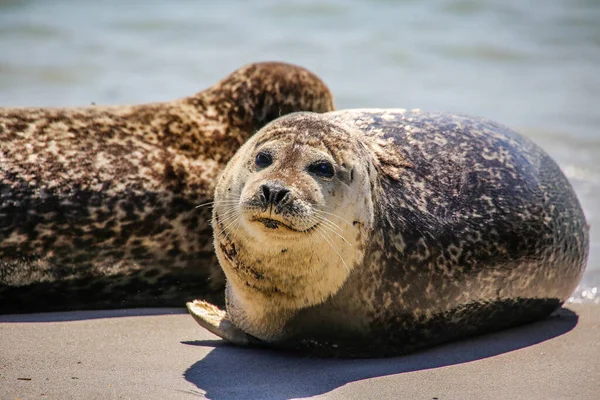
260, 184, 270, 205
274, 188, 290, 205
260, 183, 292, 209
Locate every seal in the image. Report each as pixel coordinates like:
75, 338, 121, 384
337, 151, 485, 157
188, 109, 589, 357
0, 62, 334, 313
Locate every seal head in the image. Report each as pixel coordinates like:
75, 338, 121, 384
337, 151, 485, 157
212, 113, 377, 340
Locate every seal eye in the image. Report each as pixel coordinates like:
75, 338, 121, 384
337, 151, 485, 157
255, 152, 273, 168
308, 161, 335, 179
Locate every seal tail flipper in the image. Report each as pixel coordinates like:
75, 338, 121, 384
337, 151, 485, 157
186, 300, 258, 346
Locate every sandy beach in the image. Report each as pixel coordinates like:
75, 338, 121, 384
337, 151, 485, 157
1, 304, 598, 399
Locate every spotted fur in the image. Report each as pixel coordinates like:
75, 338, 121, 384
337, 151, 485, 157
0, 62, 334, 313
193, 109, 588, 357
289, 109, 589, 357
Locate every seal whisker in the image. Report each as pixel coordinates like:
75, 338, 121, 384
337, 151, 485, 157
216, 218, 237, 233
315, 226, 350, 273
219, 204, 242, 216
309, 213, 342, 232
222, 218, 242, 241
196, 198, 241, 209
216, 210, 242, 229
231, 216, 243, 239
216, 212, 242, 238
215, 209, 240, 225
313, 214, 344, 233
311, 216, 353, 247
215, 207, 242, 234
320, 225, 353, 247
313, 220, 344, 246
217, 201, 243, 214
216, 216, 239, 230
314, 209, 353, 226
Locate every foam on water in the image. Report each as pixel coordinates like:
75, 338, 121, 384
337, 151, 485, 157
569, 271, 600, 304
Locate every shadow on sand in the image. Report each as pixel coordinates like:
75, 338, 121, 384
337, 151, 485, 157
183, 308, 578, 400
0, 307, 187, 322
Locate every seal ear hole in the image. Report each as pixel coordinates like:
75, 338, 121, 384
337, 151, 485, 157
350, 169, 354, 182
308, 161, 335, 179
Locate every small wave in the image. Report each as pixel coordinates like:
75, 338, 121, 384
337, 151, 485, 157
568, 272, 600, 304
562, 164, 600, 184
568, 286, 599, 304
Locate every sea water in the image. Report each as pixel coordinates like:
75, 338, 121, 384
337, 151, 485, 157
0, 0, 598, 302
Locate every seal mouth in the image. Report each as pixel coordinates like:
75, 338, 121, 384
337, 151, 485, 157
254, 217, 318, 233
257, 217, 284, 230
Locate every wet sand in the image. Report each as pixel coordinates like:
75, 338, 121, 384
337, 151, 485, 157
1, 304, 598, 399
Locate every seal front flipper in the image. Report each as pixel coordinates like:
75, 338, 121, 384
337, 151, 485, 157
186, 300, 262, 346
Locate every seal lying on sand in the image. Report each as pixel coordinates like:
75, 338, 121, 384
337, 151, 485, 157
188, 109, 589, 357
0, 62, 334, 313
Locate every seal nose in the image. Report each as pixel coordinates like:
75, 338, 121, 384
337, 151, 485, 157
260, 183, 292, 211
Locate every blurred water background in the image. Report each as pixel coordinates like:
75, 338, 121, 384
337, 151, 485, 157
0, 0, 598, 303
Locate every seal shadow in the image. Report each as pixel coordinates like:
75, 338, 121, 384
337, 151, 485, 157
0, 307, 187, 323
182, 307, 578, 400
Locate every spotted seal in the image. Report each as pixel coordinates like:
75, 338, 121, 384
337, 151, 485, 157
187, 109, 589, 357
0, 62, 334, 313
